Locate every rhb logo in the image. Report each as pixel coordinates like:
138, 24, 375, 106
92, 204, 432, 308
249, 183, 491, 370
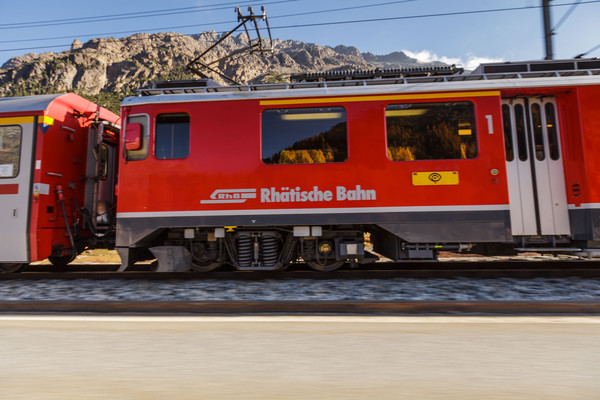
200, 189, 257, 204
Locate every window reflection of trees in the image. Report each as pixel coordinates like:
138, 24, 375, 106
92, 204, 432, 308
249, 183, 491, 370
386, 102, 477, 161
267, 122, 347, 164
262, 107, 348, 165
0, 126, 21, 177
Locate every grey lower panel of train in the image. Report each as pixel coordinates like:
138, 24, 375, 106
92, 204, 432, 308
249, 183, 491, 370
116, 209, 511, 246
569, 208, 600, 241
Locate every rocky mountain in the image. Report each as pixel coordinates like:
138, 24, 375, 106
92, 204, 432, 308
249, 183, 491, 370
363, 51, 446, 69
0, 31, 445, 112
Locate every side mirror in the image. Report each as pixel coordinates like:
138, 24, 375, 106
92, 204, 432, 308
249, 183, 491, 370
125, 123, 142, 151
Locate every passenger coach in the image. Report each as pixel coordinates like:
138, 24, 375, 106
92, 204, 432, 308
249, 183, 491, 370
116, 59, 600, 272
0, 94, 120, 272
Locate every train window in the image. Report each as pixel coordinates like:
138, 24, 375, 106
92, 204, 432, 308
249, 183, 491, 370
514, 104, 528, 161
530, 103, 545, 161
155, 113, 190, 160
545, 103, 560, 160
262, 107, 348, 164
385, 101, 477, 161
125, 114, 149, 161
0, 125, 21, 178
502, 104, 514, 162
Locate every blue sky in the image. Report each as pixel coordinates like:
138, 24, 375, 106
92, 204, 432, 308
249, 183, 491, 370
1, 0, 599, 69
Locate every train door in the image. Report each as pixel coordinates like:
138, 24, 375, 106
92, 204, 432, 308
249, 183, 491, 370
501, 97, 570, 236
84, 121, 119, 234
0, 118, 35, 262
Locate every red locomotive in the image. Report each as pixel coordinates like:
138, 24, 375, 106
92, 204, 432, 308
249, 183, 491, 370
2, 58, 600, 272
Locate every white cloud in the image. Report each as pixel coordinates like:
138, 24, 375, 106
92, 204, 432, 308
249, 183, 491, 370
402, 49, 504, 70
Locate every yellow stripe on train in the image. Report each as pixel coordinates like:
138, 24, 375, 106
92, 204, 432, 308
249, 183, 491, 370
0, 116, 35, 125
0, 116, 54, 125
260, 91, 501, 106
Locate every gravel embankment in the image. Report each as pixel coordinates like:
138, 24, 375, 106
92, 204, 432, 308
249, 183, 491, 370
1, 277, 599, 302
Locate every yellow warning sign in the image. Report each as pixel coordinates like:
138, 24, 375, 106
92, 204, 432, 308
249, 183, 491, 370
412, 171, 459, 186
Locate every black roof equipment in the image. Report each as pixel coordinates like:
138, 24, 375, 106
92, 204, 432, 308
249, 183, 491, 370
186, 6, 273, 85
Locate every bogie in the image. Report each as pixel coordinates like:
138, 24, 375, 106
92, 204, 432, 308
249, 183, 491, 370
138, 227, 373, 272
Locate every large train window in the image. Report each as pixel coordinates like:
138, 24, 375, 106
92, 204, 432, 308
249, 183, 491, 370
0, 125, 21, 178
125, 114, 149, 161
262, 107, 348, 164
385, 101, 477, 161
155, 113, 190, 160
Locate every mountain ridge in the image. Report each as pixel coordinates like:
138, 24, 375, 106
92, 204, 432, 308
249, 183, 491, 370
0, 31, 447, 112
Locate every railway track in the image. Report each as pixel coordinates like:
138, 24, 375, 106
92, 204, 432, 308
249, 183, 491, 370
1, 300, 600, 315
2, 260, 599, 316
3, 259, 600, 280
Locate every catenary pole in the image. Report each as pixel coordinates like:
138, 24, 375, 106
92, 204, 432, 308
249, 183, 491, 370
543, 0, 554, 59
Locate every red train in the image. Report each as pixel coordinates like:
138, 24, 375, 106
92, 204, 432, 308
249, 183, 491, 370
0, 93, 120, 272
1, 58, 600, 272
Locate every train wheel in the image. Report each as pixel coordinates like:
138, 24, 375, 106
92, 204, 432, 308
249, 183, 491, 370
0, 263, 26, 273
305, 260, 345, 272
190, 261, 222, 272
190, 241, 222, 272
48, 253, 76, 268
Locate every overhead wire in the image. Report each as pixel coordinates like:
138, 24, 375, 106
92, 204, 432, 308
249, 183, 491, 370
270, 0, 600, 30
1, 0, 599, 56
274, 0, 416, 19
0, 0, 416, 45
1, 0, 596, 33
0, 0, 300, 30
575, 42, 600, 58
552, 0, 583, 31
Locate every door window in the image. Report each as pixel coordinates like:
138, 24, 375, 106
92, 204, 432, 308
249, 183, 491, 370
0, 125, 21, 178
502, 104, 514, 162
545, 103, 560, 160
514, 104, 528, 161
530, 103, 546, 161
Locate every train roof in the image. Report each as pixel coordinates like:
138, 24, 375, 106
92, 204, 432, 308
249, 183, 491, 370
0, 93, 121, 127
0, 93, 64, 114
123, 58, 600, 107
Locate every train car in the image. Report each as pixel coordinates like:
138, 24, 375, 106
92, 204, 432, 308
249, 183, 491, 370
0, 93, 120, 272
111, 58, 600, 272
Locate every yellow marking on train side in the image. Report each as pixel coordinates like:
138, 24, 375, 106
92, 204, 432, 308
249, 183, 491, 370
412, 171, 459, 186
260, 91, 501, 106
39, 115, 54, 125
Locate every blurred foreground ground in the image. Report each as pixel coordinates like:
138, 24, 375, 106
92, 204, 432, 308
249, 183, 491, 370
0, 316, 599, 400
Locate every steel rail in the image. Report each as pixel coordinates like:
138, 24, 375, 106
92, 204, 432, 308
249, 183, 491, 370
3, 260, 600, 280
1, 300, 600, 315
